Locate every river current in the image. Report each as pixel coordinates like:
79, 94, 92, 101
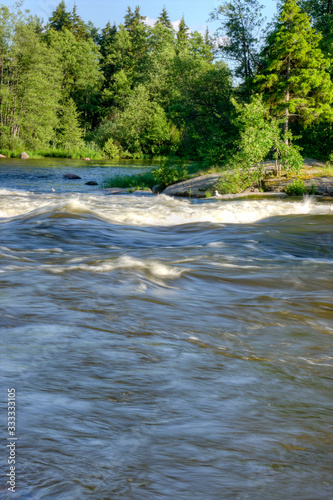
0, 160, 332, 499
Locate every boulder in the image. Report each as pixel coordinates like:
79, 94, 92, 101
19, 152, 29, 159
162, 173, 222, 198
131, 189, 153, 195
82, 157, 90, 161
85, 180, 98, 185
64, 173, 81, 179
0, 154, 6, 158
102, 187, 130, 195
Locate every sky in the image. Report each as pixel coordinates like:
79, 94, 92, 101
2, 0, 278, 33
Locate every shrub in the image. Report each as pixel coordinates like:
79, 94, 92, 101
103, 138, 122, 159
152, 157, 187, 189
285, 179, 307, 196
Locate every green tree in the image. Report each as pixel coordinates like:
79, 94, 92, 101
46, 28, 102, 132
176, 16, 189, 53
48, 1, 71, 32
209, 0, 266, 81
113, 85, 174, 155
57, 97, 84, 152
169, 56, 236, 163
157, 6, 173, 30
0, 10, 62, 149
300, 0, 333, 60
256, 0, 333, 140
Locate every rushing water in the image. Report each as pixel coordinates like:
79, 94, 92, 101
0, 160, 332, 499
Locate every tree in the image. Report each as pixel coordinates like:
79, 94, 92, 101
157, 6, 173, 30
176, 16, 189, 53
57, 97, 84, 152
46, 28, 102, 132
112, 85, 173, 155
256, 0, 333, 141
48, 1, 71, 32
209, 0, 266, 82
70, 3, 88, 41
0, 10, 62, 149
300, 0, 333, 60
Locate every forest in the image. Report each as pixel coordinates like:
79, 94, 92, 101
0, 0, 332, 176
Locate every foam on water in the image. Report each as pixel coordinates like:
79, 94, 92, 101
46, 255, 185, 278
0, 189, 332, 225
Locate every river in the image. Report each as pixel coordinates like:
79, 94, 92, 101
0, 159, 332, 499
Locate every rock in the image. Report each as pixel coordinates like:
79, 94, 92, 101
264, 176, 333, 196
19, 152, 29, 159
64, 173, 81, 179
162, 173, 223, 198
102, 187, 130, 195
131, 189, 153, 195
0, 154, 6, 158
82, 157, 90, 161
85, 180, 98, 185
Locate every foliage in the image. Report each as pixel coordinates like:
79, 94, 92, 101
285, 178, 307, 195
255, 0, 333, 135
0, 0, 331, 168
112, 85, 176, 156
216, 169, 257, 194
103, 138, 122, 158
101, 171, 156, 189
57, 98, 84, 152
209, 0, 266, 81
275, 138, 304, 174
152, 157, 188, 189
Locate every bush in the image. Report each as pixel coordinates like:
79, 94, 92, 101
216, 168, 257, 194
285, 179, 307, 196
152, 157, 188, 189
103, 138, 122, 159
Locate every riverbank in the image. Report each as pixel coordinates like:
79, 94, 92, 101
159, 159, 333, 198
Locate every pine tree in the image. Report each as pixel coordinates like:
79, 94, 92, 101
48, 1, 71, 32
300, 0, 333, 61
57, 98, 83, 152
256, 0, 333, 140
157, 6, 173, 30
177, 16, 189, 45
70, 3, 87, 41
124, 6, 144, 32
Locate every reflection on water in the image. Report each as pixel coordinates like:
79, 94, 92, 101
0, 163, 332, 499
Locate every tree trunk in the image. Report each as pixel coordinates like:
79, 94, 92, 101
284, 54, 290, 145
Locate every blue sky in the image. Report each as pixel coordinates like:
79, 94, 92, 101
2, 0, 278, 33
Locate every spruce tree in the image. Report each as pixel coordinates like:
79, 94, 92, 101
256, 0, 333, 139
48, 1, 71, 32
157, 6, 173, 30
177, 16, 189, 44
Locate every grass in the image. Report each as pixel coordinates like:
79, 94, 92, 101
100, 171, 157, 190
0, 145, 104, 160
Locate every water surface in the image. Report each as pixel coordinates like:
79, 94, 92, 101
0, 161, 332, 499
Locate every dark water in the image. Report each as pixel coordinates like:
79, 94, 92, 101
0, 160, 332, 499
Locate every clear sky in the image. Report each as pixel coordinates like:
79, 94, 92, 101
2, 0, 278, 33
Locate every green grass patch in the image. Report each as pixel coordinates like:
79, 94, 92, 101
101, 171, 156, 190
0, 144, 104, 160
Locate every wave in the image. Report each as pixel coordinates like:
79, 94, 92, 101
0, 192, 332, 225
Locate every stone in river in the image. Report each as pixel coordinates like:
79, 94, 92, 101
82, 157, 90, 161
85, 180, 98, 185
64, 173, 81, 179
19, 152, 29, 159
0, 154, 6, 158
